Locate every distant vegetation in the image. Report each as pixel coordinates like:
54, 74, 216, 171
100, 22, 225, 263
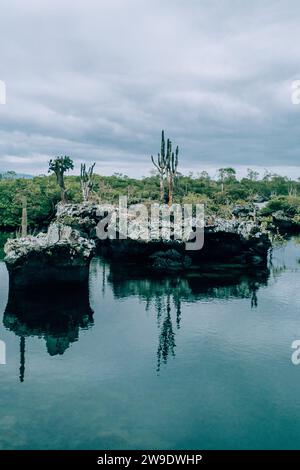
1, 167, 300, 232
0, 171, 32, 180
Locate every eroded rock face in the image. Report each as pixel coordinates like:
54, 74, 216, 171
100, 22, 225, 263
272, 210, 300, 233
55, 202, 271, 268
55, 202, 267, 240
55, 202, 113, 238
4, 222, 95, 287
205, 218, 263, 238
232, 204, 256, 219
5, 222, 95, 265
4, 202, 271, 284
149, 249, 192, 272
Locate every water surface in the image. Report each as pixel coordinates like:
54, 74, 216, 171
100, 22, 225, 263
0, 237, 300, 449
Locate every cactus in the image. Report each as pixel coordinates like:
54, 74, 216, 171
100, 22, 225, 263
80, 162, 96, 201
151, 130, 179, 205
48, 156, 74, 204
151, 130, 167, 202
165, 139, 179, 206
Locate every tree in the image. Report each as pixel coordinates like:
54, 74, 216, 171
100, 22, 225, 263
5, 171, 17, 179
218, 167, 236, 192
263, 170, 273, 182
198, 170, 210, 180
80, 162, 96, 201
48, 156, 74, 204
247, 168, 259, 181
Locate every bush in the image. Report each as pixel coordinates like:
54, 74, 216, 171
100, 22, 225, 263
261, 196, 300, 217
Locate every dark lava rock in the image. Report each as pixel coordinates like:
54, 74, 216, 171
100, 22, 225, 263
232, 204, 255, 218
272, 210, 300, 233
149, 249, 192, 272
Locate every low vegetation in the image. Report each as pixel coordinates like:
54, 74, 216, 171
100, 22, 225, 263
0, 169, 300, 232
0, 131, 300, 232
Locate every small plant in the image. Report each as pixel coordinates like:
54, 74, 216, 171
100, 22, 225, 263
271, 228, 286, 246
58, 215, 78, 226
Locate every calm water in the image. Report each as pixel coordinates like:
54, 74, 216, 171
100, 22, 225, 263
0, 237, 300, 449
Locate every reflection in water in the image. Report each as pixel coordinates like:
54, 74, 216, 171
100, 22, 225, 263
157, 294, 176, 372
2, 253, 285, 377
3, 285, 93, 381
20, 336, 25, 383
1, 238, 300, 449
106, 262, 270, 371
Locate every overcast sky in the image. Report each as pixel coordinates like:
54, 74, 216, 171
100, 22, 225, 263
1, 0, 300, 178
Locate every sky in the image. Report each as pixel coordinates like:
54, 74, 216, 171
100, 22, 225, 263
1, 0, 300, 178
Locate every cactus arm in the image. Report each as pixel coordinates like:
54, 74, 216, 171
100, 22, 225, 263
151, 154, 161, 172
161, 130, 165, 160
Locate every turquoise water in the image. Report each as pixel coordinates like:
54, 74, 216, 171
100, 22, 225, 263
0, 238, 300, 449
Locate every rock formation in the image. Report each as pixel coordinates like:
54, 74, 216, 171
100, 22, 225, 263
55, 202, 271, 270
4, 221, 95, 287
4, 201, 271, 286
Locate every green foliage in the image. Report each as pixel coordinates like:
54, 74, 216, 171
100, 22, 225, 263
261, 196, 300, 217
0, 169, 299, 231
48, 156, 74, 203
0, 176, 61, 230
182, 193, 210, 205
218, 167, 236, 182
0, 232, 10, 259
48, 156, 74, 176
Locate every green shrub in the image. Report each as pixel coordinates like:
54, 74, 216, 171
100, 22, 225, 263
261, 196, 300, 217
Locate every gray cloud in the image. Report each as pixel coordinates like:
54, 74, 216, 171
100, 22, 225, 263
1, 0, 300, 177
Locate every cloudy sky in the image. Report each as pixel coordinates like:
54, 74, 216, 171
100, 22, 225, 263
1, 0, 300, 178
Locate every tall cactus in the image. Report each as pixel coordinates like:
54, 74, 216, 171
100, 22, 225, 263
151, 130, 167, 202
151, 130, 179, 204
165, 139, 179, 206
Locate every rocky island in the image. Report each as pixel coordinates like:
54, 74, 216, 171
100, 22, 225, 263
4, 221, 95, 288
4, 201, 271, 287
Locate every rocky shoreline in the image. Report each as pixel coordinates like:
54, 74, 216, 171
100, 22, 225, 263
4, 202, 271, 287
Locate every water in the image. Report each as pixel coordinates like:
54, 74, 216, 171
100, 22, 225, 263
0, 237, 300, 449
